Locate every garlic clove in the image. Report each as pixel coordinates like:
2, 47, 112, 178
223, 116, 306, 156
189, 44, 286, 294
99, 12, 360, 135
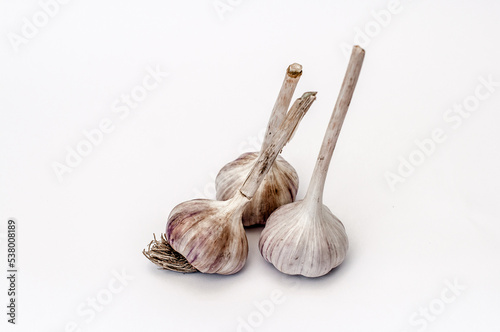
215, 153, 298, 226
259, 201, 348, 277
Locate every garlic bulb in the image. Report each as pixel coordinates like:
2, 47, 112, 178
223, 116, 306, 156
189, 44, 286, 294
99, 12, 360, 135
259, 201, 348, 277
144, 92, 317, 275
215, 63, 302, 227
166, 194, 249, 274
259, 46, 365, 278
215, 153, 298, 227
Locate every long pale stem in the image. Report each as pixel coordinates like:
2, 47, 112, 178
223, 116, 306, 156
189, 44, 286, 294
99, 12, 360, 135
261, 63, 303, 152
240, 92, 316, 199
305, 46, 365, 204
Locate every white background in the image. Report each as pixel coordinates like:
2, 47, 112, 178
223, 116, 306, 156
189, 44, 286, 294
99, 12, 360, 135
1, 0, 500, 331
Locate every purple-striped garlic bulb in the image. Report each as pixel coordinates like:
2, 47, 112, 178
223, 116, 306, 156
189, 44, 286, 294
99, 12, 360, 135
215, 64, 302, 227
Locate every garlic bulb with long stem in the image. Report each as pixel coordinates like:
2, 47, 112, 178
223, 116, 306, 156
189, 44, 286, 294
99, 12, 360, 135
215, 64, 303, 227
144, 92, 317, 275
259, 46, 365, 278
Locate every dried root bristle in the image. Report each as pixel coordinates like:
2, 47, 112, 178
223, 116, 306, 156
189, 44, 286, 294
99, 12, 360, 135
143, 234, 198, 273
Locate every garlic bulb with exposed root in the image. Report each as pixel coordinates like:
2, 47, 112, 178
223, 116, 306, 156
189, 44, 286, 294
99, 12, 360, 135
215, 64, 302, 227
259, 46, 365, 278
144, 92, 317, 275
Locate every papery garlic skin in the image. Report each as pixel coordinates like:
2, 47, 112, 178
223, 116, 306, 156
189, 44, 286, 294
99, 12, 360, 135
215, 153, 298, 227
259, 201, 348, 278
166, 193, 249, 275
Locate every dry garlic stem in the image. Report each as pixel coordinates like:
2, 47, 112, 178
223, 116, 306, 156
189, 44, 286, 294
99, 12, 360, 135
259, 46, 365, 277
144, 92, 317, 275
261, 63, 303, 151
216, 64, 303, 227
